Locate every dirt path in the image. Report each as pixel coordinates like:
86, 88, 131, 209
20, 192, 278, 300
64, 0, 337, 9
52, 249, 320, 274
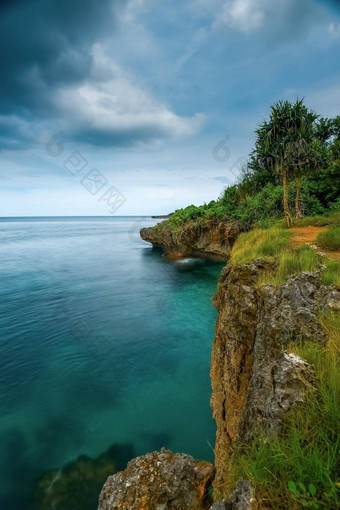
290, 226, 340, 261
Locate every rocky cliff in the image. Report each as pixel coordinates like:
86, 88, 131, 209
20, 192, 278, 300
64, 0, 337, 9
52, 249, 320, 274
211, 260, 339, 498
140, 220, 239, 260
97, 245, 339, 508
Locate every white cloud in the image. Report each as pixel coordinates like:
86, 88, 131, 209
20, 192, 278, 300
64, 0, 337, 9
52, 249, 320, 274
207, 0, 326, 39
329, 22, 340, 39
216, 0, 266, 33
55, 45, 205, 145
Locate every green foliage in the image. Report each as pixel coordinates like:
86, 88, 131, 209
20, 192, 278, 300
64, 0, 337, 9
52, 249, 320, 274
227, 310, 340, 509
153, 105, 339, 234
252, 98, 319, 176
292, 212, 340, 228
287, 481, 322, 509
317, 225, 340, 251
306, 162, 340, 209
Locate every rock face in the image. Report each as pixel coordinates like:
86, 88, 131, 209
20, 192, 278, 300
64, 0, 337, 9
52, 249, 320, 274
210, 479, 256, 510
98, 449, 215, 510
211, 260, 340, 495
140, 220, 239, 260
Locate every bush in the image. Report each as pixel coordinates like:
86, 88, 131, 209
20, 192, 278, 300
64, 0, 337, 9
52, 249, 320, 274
317, 226, 340, 251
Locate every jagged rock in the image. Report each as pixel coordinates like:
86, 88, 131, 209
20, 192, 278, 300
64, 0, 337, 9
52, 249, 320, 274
98, 448, 215, 510
140, 220, 239, 260
226, 479, 256, 510
210, 502, 227, 510
211, 261, 340, 495
210, 479, 255, 510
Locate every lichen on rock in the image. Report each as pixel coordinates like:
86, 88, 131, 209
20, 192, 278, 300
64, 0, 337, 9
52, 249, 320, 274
98, 448, 215, 510
210, 479, 256, 510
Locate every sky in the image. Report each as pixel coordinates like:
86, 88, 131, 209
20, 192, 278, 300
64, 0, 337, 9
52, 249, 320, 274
0, 0, 339, 216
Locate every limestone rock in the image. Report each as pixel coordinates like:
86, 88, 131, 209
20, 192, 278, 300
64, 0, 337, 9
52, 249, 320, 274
140, 220, 239, 260
98, 448, 215, 510
226, 479, 256, 510
211, 261, 340, 494
210, 479, 255, 510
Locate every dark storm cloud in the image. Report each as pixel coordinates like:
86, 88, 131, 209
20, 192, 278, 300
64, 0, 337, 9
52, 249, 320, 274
0, 0, 202, 149
0, 0, 121, 115
0, 0, 122, 146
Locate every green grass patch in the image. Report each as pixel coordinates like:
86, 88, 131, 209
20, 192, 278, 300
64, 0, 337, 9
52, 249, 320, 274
322, 259, 340, 288
317, 225, 340, 252
259, 246, 320, 286
225, 311, 340, 509
230, 227, 291, 265
230, 225, 340, 288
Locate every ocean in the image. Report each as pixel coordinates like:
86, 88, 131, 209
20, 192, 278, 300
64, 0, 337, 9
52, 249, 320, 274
0, 216, 223, 509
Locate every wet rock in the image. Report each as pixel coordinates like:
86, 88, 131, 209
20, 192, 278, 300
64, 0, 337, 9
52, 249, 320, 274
98, 448, 215, 510
211, 261, 339, 494
140, 220, 239, 260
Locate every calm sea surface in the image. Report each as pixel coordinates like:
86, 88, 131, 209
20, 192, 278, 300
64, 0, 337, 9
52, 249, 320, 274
0, 217, 222, 508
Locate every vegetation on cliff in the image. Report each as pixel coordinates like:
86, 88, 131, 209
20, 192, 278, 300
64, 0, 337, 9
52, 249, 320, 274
140, 99, 340, 509
216, 227, 340, 509
226, 310, 340, 509
230, 218, 340, 288
225, 225, 340, 510
159, 99, 340, 232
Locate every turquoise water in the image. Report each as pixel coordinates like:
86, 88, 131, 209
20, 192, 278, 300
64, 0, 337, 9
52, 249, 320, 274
0, 217, 222, 508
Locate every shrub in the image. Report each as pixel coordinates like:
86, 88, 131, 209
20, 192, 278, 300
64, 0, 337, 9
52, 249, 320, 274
317, 226, 340, 251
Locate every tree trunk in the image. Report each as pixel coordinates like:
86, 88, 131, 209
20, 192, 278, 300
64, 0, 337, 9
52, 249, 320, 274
282, 167, 292, 227
295, 178, 303, 218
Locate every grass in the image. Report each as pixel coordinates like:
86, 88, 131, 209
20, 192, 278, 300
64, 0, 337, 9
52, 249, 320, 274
322, 259, 340, 287
317, 225, 340, 252
230, 227, 291, 266
230, 225, 340, 288
225, 311, 340, 509
292, 213, 340, 228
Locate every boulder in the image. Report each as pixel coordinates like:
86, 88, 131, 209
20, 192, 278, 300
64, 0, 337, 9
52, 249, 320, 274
98, 448, 215, 510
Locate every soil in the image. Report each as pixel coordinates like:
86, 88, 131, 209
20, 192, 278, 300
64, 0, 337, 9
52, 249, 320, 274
290, 226, 340, 261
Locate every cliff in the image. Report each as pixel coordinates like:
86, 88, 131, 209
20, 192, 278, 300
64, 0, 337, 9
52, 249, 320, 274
140, 219, 239, 260
210, 260, 339, 498
97, 225, 339, 509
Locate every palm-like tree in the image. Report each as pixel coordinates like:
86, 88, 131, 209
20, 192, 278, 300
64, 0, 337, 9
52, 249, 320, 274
253, 99, 319, 225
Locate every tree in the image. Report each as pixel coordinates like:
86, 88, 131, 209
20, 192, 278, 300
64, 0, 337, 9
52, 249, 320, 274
252, 99, 321, 225
290, 138, 330, 217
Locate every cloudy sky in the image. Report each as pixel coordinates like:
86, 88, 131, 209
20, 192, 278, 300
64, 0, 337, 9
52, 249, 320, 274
0, 0, 339, 216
